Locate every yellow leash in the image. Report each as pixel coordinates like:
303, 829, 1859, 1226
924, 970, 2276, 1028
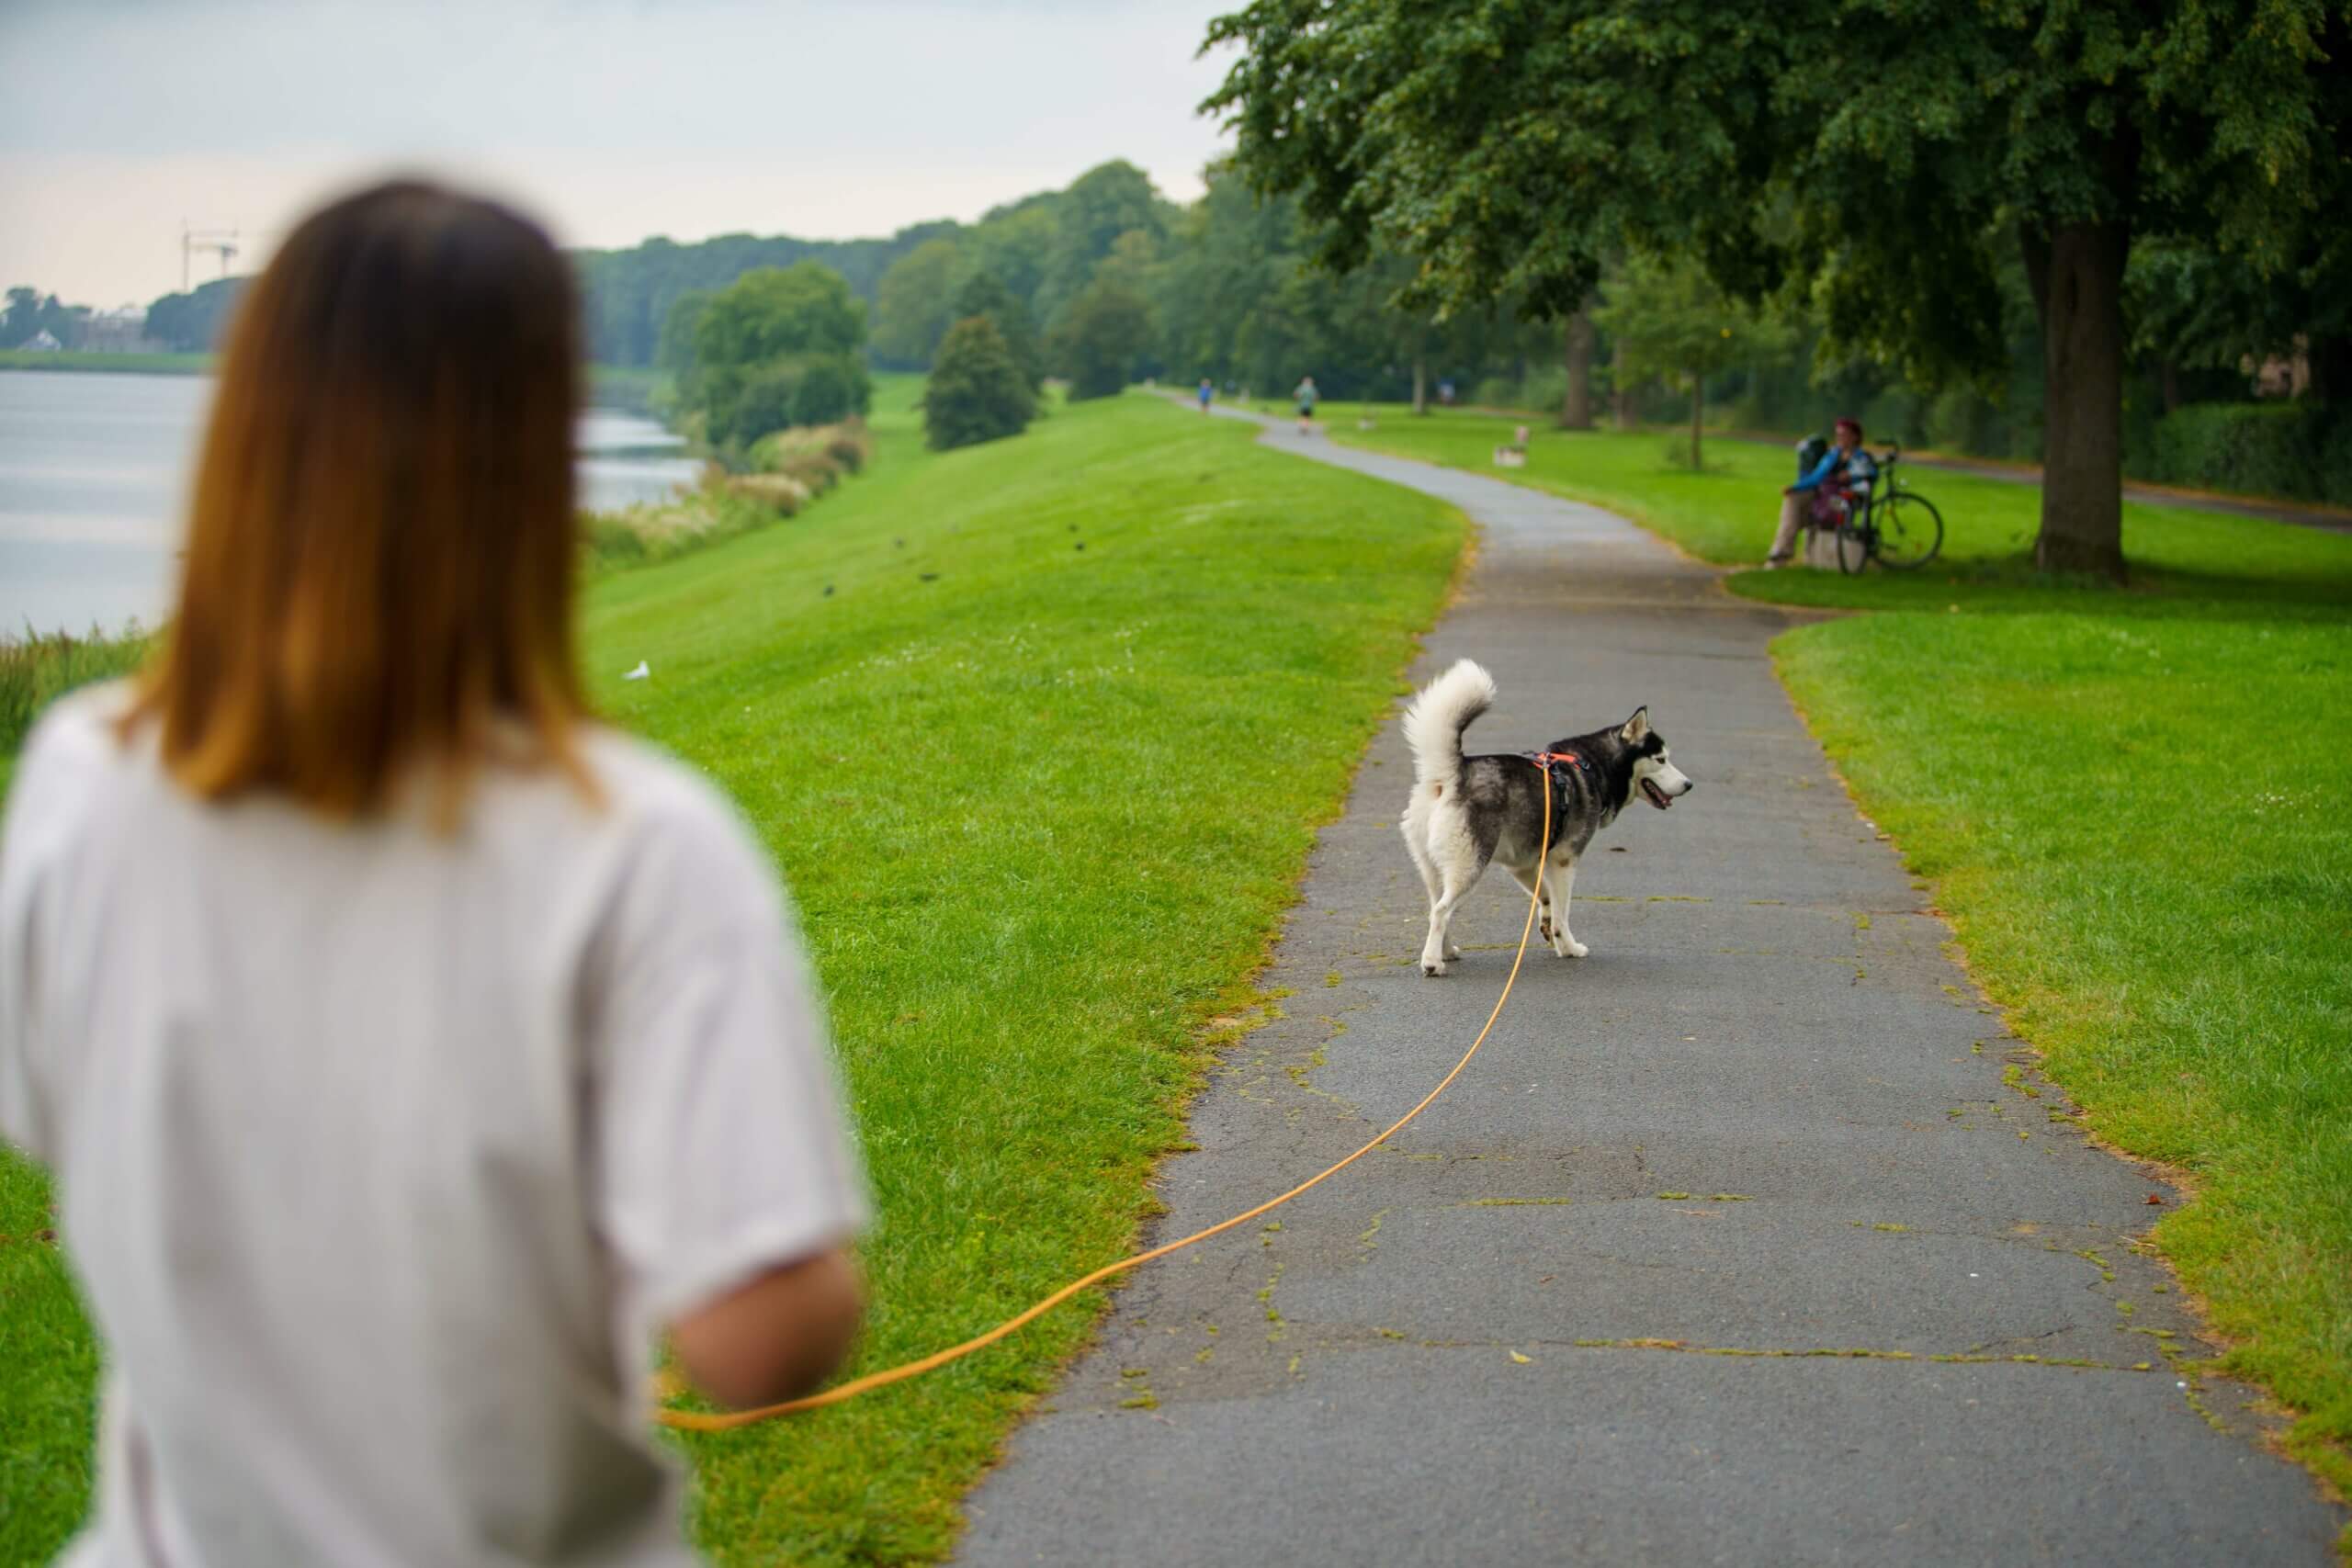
658, 772, 1554, 1431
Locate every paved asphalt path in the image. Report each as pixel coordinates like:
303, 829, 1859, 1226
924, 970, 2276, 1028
957, 408, 2346, 1565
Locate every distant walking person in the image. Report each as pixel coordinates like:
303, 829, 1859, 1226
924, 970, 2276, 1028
0, 180, 867, 1567
1295, 375, 1319, 434
1198, 377, 1214, 414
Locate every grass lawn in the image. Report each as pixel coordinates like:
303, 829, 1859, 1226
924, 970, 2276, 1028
0, 349, 214, 376
1269, 401, 2352, 615
1775, 614, 2352, 1519
0, 389, 1464, 1562
1284, 396, 2352, 1533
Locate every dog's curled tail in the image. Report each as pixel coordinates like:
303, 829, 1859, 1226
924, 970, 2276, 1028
1401, 658, 1497, 788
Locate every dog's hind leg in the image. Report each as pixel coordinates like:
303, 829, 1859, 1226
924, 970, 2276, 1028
1405, 807, 1463, 963
1418, 830, 1485, 977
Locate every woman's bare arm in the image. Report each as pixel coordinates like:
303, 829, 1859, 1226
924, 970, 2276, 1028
670, 1246, 864, 1410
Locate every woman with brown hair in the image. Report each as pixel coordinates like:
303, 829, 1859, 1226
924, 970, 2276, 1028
0, 180, 865, 1565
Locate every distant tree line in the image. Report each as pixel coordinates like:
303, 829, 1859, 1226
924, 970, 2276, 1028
1, 288, 94, 349
143, 278, 246, 353
574, 228, 958, 368
24, 90, 2350, 530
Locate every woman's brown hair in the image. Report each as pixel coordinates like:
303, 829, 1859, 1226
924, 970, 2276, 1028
125, 178, 590, 818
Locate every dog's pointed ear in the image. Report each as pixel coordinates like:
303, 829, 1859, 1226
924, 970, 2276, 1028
1620, 706, 1651, 744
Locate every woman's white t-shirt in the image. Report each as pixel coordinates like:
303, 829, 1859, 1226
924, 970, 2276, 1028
0, 687, 866, 1566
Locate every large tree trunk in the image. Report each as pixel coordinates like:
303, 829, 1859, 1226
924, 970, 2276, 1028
2023, 218, 2129, 580
1560, 309, 1595, 429
1412, 341, 1428, 416
1690, 373, 1704, 471
2308, 334, 2352, 403
1611, 337, 1634, 428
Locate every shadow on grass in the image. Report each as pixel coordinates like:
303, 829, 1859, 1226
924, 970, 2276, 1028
1727, 556, 2352, 623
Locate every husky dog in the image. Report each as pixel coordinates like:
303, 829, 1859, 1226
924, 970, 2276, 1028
1399, 659, 1693, 976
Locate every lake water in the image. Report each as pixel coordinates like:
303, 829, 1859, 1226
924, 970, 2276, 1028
0, 372, 701, 638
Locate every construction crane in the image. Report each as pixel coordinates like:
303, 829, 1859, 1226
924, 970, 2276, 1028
180, 224, 241, 291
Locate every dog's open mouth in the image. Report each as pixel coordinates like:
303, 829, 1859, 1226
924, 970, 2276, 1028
1640, 777, 1674, 810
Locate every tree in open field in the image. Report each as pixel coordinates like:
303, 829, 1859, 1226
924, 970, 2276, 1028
871, 237, 968, 368
1204, 0, 2352, 579
1595, 253, 1790, 469
1051, 279, 1155, 401
923, 316, 1038, 450
695, 261, 865, 365
682, 261, 869, 446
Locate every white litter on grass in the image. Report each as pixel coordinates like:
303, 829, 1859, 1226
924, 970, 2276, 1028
623, 660, 650, 682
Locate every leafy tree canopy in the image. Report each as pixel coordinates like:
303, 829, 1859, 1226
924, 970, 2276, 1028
695, 262, 867, 368
871, 238, 970, 368
1204, 0, 2352, 576
1035, 161, 1177, 327
1051, 279, 1156, 401
951, 271, 1046, 389
656, 288, 713, 373
923, 316, 1037, 450
1595, 252, 1792, 467
675, 262, 870, 447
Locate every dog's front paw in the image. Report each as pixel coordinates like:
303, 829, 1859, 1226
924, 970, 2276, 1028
1446, 942, 1463, 961
1562, 936, 1589, 959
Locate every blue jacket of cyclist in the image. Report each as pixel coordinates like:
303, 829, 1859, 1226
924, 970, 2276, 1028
1786, 416, 1871, 497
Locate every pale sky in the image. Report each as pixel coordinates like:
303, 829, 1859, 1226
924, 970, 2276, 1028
0, 0, 1240, 309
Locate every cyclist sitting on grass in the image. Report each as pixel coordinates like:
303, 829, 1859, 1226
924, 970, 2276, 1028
1766, 415, 1874, 568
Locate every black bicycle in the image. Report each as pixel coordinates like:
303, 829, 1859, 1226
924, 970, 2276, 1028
1834, 442, 1944, 573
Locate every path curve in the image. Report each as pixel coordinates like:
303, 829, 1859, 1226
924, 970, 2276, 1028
956, 405, 2346, 1565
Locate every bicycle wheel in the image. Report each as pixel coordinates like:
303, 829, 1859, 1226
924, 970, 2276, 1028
1835, 518, 1871, 574
1873, 491, 1944, 570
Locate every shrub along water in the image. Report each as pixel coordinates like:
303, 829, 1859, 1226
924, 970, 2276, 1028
584, 417, 878, 575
